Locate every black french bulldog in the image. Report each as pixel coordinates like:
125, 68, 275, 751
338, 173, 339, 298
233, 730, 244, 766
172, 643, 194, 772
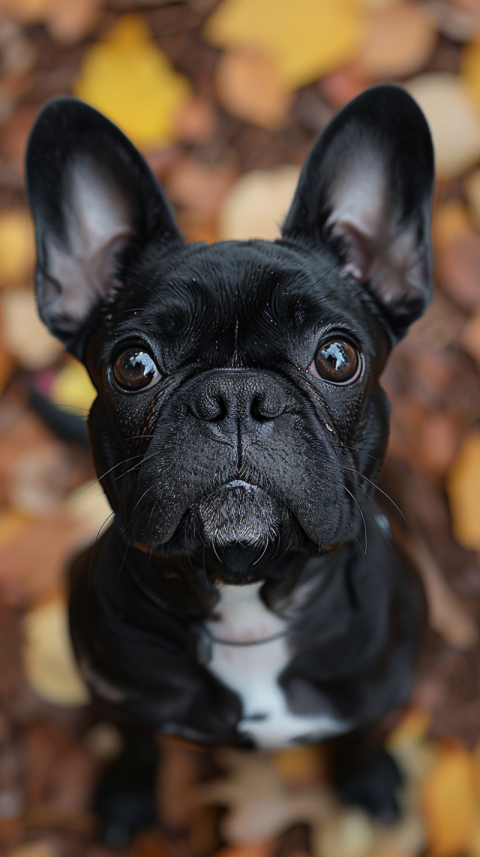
25, 84, 433, 830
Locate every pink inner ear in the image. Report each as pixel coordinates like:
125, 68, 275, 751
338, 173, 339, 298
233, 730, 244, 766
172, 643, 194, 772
329, 220, 374, 283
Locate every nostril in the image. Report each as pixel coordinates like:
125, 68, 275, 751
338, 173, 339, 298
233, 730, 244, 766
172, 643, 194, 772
250, 393, 285, 422
192, 390, 228, 422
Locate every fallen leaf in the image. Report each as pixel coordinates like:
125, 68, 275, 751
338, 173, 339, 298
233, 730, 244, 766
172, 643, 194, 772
319, 66, 368, 108
312, 808, 375, 857
166, 156, 238, 220
0, 210, 35, 286
433, 201, 480, 311
174, 96, 216, 144
460, 307, 480, 367
23, 598, 90, 705
215, 49, 292, 129
447, 429, 480, 550
46, 0, 101, 44
421, 746, 478, 856
357, 1, 437, 80
464, 167, 480, 228
219, 165, 300, 241
205, 0, 365, 89
406, 73, 480, 179
50, 358, 96, 415
0, 512, 84, 607
1, 288, 62, 370
5, 842, 58, 857
74, 15, 191, 150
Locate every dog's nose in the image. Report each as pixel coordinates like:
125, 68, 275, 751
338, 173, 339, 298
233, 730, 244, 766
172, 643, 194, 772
190, 372, 286, 424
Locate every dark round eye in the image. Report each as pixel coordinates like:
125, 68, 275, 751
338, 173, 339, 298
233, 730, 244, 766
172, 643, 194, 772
310, 339, 360, 384
112, 347, 161, 392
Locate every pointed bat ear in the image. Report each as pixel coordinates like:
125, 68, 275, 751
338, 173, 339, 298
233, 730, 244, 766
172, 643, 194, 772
25, 97, 183, 352
282, 84, 435, 339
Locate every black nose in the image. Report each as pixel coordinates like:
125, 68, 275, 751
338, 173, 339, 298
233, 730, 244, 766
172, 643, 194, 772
190, 371, 287, 424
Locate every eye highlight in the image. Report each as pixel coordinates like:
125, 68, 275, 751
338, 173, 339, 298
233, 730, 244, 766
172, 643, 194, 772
112, 347, 161, 392
309, 338, 360, 384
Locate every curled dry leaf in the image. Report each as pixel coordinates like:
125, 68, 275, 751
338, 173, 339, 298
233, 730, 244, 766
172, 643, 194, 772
406, 73, 480, 179
357, 1, 437, 80
215, 49, 292, 130
204, 0, 365, 89
447, 429, 480, 551
22, 598, 90, 706
74, 15, 191, 150
219, 165, 300, 241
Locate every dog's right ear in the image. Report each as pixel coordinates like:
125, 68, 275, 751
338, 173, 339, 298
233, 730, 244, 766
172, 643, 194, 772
25, 98, 183, 352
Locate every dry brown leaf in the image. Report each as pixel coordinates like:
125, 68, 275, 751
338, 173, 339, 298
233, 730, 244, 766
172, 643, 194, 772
174, 97, 216, 144
0, 512, 84, 607
74, 15, 190, 150
464, 167, 480, 228
358, 1, 437, 79
5, 842, 58, 857
1, 288, 62, 370
447, 429, 480, 551
406, 73, 480, 179
421, 746, 478, 856
166, 156, 238, 220
460, 307, 480, 367
216, 49, 292, 130
46, 0, 101, 44
219, 166, 300, 241
433, 202, 480, 311
319, 66, 368, 108
205, 0, 365, 89
405, 534, 478, 649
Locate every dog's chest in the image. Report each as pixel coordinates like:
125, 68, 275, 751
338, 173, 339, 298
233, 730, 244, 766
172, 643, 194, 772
204, 583, 348, 748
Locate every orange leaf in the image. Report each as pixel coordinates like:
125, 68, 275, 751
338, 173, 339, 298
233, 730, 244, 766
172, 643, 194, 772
421, 747, 478, 856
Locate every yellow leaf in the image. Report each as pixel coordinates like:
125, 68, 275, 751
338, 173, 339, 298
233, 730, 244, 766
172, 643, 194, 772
447, 429, 480, 551
205, 0, 365, 90
0, 210, 35, 286
462, 40, 480, 116
74, 15, 190, 150
23, 598, 90, 705
421, 747, 478, 857
50, 358, 96, 414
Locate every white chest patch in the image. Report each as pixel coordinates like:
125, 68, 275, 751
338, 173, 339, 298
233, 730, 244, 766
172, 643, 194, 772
205, 583, 349, 749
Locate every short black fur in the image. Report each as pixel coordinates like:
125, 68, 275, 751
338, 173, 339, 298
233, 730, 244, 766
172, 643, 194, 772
25, 84, 434, 822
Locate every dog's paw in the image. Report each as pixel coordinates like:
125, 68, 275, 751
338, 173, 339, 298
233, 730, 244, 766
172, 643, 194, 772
336, 748, 402, 823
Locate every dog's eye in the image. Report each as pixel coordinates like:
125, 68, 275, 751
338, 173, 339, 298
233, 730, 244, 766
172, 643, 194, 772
310, 339, 360, 384
112, 347, 161, 392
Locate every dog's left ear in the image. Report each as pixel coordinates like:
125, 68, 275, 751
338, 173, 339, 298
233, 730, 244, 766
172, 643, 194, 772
282, 85, 435, 338
25, 97, 183, 354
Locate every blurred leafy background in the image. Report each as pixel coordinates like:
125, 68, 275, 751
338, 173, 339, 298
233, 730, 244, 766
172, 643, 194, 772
2, 1, 480, 856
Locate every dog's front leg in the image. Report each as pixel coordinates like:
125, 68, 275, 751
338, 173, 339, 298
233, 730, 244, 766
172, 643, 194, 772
332, 725, 402, 822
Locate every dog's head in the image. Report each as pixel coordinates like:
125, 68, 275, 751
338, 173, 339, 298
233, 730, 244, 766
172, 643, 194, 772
26, 85, 434, 580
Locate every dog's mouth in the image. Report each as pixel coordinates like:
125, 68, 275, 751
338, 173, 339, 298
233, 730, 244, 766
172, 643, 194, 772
194, 480, 286, 550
